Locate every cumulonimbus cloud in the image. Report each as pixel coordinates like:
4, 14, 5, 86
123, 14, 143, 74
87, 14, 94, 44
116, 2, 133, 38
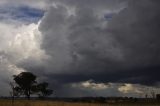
33, 0, 160, 86
1, 0, 160, 97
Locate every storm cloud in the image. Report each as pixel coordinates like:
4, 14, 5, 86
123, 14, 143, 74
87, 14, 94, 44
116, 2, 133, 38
0, 0, 160, 97
27, 0, 160, 85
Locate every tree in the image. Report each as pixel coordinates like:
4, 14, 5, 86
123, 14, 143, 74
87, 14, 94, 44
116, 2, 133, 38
13, 72, 37, 100
12, 72, 53, 99
37, 82, 53, 98
9, 82, 16, 101
151, 90, 156, 99
9, 82, 21, 103
9, 82, 21, 97
156, 94, 160, 99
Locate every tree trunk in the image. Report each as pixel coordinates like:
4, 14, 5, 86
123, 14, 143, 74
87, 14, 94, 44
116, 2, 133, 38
12, 95, 14, 106
28, 89, 31, 100
27, 95, 30, 100
25, 90, 30, 100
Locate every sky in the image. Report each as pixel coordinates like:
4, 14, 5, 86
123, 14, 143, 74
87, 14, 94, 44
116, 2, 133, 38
0, 0, 160, 97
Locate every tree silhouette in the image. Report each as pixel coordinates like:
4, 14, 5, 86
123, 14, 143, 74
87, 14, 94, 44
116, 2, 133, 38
37, 82, 53, 98
12, 72, 53, 99
13, 72, 37, 100
9, 82, 21, 103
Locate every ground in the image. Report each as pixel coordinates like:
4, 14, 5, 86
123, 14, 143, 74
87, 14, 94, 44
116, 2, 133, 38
0, 99, 159, 106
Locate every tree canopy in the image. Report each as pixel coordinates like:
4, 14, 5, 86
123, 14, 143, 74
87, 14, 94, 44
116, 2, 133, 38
37, 82, 53, 98
12, 72, 53, 99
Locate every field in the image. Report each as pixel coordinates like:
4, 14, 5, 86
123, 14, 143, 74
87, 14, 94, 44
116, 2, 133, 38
0, 100, 160, 106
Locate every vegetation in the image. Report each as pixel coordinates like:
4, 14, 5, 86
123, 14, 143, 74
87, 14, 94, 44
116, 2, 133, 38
37, 82, 53, 98
10, 72, 53, 100
7, 72, 160, 106
0, 99, 159, 106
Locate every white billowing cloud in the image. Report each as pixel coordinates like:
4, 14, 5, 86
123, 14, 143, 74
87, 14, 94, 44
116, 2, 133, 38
9, 23, 45, 61
118, 84, 143, 94
69, 80, 121, 97
0, 21, 46, 63
72, 80, 109, 90
0, 0, 48, 94
0, 20, 47, 96
71, 80, 160, 97
118, 83, 160, 97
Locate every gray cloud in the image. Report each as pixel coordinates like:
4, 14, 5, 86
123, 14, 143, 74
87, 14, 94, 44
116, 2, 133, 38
8, 0, 160, 97
38, 0, 126, 74
107, 0, 160, 84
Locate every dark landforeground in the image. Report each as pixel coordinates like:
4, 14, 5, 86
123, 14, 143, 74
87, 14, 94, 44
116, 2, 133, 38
0, 98, 160, 106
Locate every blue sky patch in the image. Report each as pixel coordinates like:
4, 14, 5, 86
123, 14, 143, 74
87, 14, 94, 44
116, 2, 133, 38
104, 13, 115, 20
0, 5, 45, 23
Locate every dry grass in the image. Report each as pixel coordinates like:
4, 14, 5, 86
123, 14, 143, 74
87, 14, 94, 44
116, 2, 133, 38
0, 100, 159, 106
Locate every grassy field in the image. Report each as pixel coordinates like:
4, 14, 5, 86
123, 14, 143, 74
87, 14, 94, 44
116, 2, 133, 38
0, 100, 159, 106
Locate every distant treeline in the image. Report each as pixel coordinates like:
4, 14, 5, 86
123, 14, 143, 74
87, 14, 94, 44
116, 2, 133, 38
0, 96, 160, 103
52, 97, 160, 103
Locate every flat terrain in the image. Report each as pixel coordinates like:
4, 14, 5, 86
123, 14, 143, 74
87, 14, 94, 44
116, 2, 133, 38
0, 100, 159, 106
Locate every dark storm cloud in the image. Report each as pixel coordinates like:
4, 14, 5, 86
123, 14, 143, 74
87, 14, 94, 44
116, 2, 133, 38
107, 0, 160, 84
38, 1, 125, 74
52, 0, 127, 10
18, 0, 160, 96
